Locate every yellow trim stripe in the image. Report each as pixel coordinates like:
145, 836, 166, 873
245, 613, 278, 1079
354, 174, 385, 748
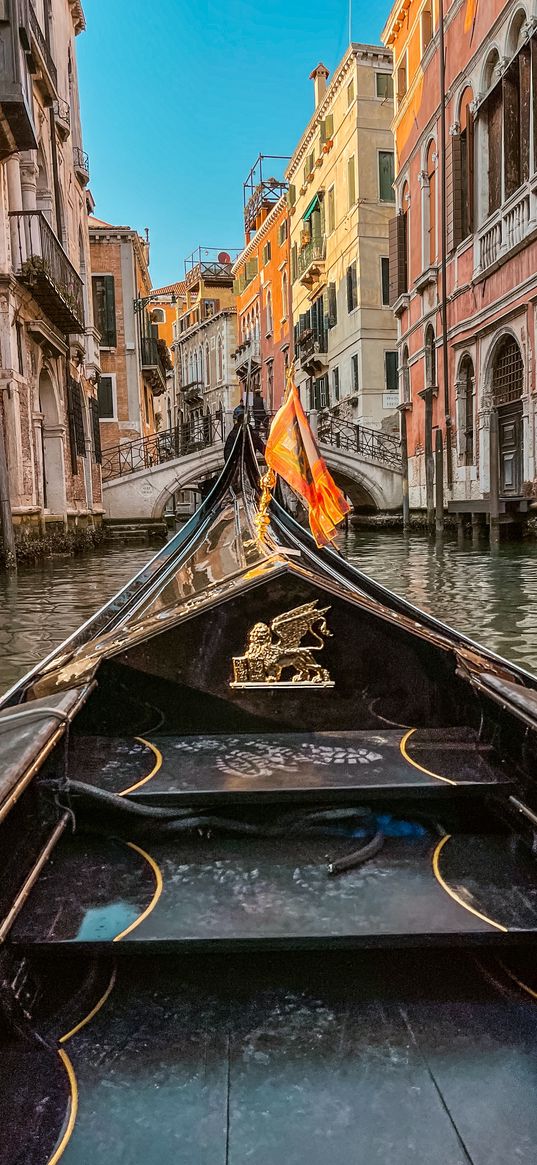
47, 1049, 78, 1165
59, 968, 116, 1045
120, 737, 163, 796
113, 841, 163, 942
499, 960, 537, 1002
400, 728, 458, 786
432, 834, 508, 932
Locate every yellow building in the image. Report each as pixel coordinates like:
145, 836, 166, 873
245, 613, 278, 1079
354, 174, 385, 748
287, 46, 398, 430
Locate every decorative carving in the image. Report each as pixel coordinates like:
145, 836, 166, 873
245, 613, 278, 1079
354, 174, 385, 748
231, 601, 334, 688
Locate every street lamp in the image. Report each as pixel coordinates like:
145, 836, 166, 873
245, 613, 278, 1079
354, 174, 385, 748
133, 292, 177, 312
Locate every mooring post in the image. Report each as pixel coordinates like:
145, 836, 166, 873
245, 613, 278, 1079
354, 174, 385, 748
435, 428, 444, 536
400, 407, 410, 530
0, 391, 16, 571
424, 389, 435, 532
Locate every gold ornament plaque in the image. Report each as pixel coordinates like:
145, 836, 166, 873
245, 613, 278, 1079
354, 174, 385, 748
230, 601, 334, 688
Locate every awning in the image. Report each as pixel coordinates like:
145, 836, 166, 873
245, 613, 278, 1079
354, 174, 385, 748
303, 194, 320, 222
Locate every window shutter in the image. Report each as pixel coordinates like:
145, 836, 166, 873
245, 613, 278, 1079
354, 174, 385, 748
104, 276, 116, 346
90, 397, 102, 464
291, 242, 297, 282
503, 67, 520, 201
466, 111, 474, 233
327, 282, 337, 327
388, 213, 407, 305
385, 350, 398, 392
533, 38, 537, 186
487, 84, 503, 213
520, 44, 531, 185
351, 263, 357, 308
347, 156, 356, 209
67, 378, 85, 472
246, 258, 258, 281
287, 184, 296, 208
449, 133, 463, 251
325, 113, 334, 140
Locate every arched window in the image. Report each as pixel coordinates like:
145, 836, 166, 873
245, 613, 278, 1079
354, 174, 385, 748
281, 271, 288, 320
458, 87, 474, 240
401, 180, 410, 290
456, 355, 475, 464
151, 308, 166, 324
426, 140, 437, 266
425, 324, 436, 388
205, 342, 210, 385
491, 336, 524, 406
217, 335, 224, 382
401, 344, 411, 404
266, 289, 273, 335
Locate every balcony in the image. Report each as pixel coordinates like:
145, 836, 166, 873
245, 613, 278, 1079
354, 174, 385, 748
53, 98, 70, 141
73, 146, 90, 186
474, 182, 536, 279
232, 336, 261, 378
140, 336, 167, 395
9, 211, 84, 334
28, 2, 58, 98
0, 4, 38, 159
297, 327, 328, 376
181, 380, 204, 404
298, 238, 326, 287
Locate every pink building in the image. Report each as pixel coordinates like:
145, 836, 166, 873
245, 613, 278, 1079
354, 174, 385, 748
383, 0, 537, 536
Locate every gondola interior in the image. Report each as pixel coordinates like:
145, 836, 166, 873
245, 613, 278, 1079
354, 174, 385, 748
2, 431, 537, 1164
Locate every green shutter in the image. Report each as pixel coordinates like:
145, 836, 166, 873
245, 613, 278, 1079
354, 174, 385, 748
287, 184, 296, 208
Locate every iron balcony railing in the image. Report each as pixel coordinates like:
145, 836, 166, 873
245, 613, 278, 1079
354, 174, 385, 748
73, 146, 90, 182
298, 238, 326, 280
29, 2, 57, 91
318, 413, 402, 471
140, 336, 167, 394
9, 210, 84, 334
101, 416, 225, 482
182, 380, 204, 403
298, 326, 328, 361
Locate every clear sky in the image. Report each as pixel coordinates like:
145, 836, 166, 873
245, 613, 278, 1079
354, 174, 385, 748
78, 1, 387, 287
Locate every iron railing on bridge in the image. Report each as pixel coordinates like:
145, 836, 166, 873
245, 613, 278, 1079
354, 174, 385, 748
318, 413, 402, 471
101, 414, 225, 482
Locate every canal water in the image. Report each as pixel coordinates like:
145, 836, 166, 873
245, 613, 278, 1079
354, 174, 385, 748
1, 530, 537, 695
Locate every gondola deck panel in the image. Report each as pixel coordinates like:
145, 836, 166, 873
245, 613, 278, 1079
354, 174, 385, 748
11, 830, 537, 951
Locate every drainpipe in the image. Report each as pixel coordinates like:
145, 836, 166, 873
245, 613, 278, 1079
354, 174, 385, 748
438, 0, 452, 488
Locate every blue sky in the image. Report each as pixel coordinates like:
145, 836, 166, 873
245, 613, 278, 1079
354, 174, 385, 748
78, 1, 386, 287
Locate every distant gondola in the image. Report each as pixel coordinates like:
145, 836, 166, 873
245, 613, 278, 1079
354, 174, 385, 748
2, 428, 537, 1165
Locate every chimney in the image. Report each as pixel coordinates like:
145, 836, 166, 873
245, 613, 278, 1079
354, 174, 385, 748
309, 62, 330, 109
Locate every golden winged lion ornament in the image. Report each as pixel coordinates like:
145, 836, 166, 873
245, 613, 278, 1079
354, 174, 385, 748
231, 601, 334, 687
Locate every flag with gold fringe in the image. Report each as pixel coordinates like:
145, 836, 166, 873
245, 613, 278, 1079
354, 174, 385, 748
264, 378, 351, 547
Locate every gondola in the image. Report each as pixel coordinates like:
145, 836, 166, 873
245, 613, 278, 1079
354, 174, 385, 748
2, 427, 537, 1165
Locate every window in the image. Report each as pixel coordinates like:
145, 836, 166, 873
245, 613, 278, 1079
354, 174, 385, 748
332, 366, 340, 402
320, 114, 334, 144
451, 88, 474, 247
346, 262, 358, 312
347, 78, 355, 107
388, 193, 409, 302
456, 356, 475, 464
89, 398, 102, 464
376, 72, 394, 99
327, 282, 337, 327
262, 241, 271, 266
397, 54, 408, 102
92, 275, 116, 347
381, 257, 390, 305
347, 155, 356, 210
291, 243, 298, 282
265, 289, 273, 335
15, 319, 24, 374
151, 307, 165, 324
426, 139, 437, 265
144, 385, 151, 425
97, 374, 115, 419
385, 350, 398, 393
304, 152, 315, 182
401, 344, 411, 403
379, 151, 395, 202
351, 353, 360, 395
421, 3, 433, 53
491, 336, 524, 406
327, 185, 335, 233
319, 374, 329, 409
281, 271, 288, 319
204, 300, 216, 318
425, 324, 436, 388
217, 335, 224, 382
278, 219, 288, 245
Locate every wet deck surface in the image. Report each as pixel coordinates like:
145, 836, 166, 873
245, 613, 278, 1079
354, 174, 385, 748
68, 727, 510, 805
5, 951, 537, 1165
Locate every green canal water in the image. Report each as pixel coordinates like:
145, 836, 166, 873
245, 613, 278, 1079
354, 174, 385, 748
1, 530, 537, 695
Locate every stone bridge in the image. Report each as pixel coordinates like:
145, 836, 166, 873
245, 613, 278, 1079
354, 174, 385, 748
101, 419, 403, 521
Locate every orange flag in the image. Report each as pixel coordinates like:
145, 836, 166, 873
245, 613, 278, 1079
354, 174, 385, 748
265, 380, 351, 547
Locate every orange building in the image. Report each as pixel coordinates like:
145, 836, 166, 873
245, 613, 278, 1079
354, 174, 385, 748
233, 156, 292, 414
383, 0, 537, 535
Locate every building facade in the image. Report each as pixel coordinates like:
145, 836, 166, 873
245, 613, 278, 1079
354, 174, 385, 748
89, 218, 167, 455
383, 0, 537, 530
149, 280, 186, 436
233, 156, 292, 415
173, 248, 240, 443
0, 0, 103, 554
287, 47, 399, 431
